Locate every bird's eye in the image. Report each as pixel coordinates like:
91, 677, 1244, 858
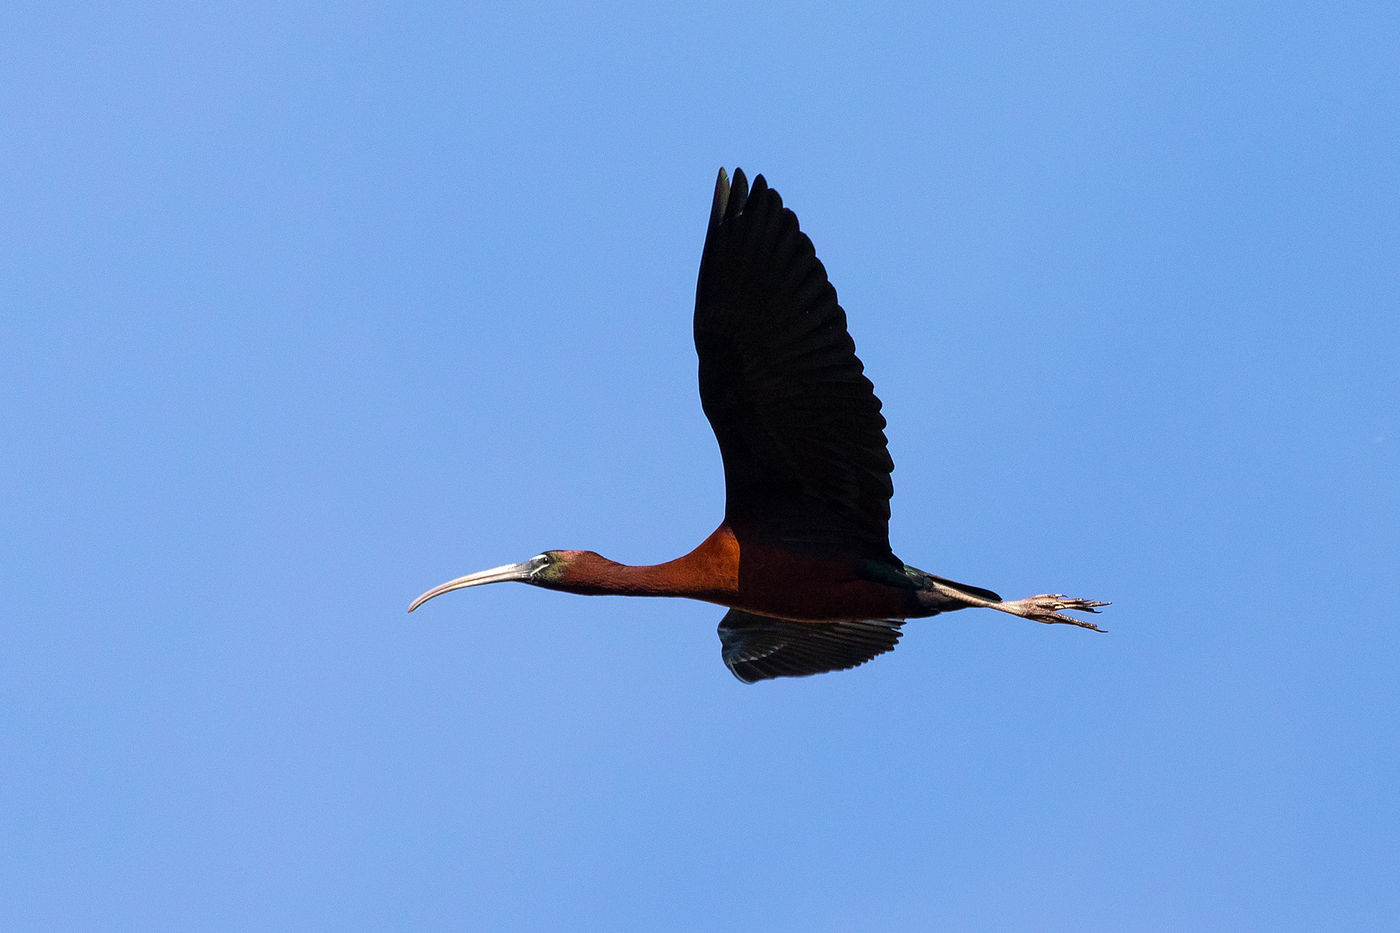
529, 553, 552, 577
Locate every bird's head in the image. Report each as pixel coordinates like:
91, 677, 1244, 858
408, 549, 607, 611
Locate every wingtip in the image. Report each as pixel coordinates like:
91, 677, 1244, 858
710, 167, 731, 231
711, 167, 754, 229
726, 167, 749, 223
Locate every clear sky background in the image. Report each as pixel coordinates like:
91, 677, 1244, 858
4, 3, 1397, 930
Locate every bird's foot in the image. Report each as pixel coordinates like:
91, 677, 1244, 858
999, 594, 1110, 632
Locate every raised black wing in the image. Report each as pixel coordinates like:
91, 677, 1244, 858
718, 610, 903, 683
695, 168, 897, 562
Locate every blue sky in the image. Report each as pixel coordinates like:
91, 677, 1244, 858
3, 2, 1397, 929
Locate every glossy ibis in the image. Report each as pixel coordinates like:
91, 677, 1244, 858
410, 168, 1108, 682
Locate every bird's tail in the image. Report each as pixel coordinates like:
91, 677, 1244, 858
907, 567, 1003, 604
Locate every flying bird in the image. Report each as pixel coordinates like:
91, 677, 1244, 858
410, 168, 1108, 682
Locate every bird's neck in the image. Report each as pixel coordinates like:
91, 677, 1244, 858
555, 526, 739, 600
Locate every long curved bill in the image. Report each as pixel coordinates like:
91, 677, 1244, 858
408, 560, 534, 612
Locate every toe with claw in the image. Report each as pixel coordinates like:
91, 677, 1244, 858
1003, 593, 1111, 632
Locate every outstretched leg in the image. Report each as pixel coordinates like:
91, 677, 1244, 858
920, 578, 1110, 632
